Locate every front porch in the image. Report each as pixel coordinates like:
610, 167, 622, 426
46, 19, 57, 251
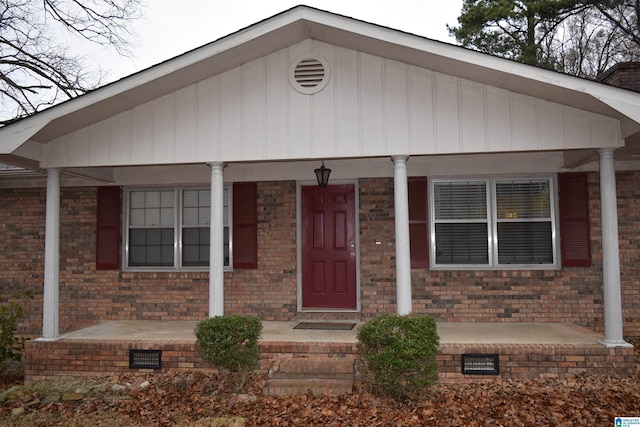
24, 321, 635, 386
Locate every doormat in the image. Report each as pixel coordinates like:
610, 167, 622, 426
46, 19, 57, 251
293, 322, 356, 330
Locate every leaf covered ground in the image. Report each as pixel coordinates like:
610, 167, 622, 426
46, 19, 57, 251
1, 371, 639, 426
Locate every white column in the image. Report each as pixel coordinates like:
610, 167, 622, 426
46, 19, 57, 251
42, 168, 60, 340
598, 148, 631, 347
208, 162, 225, 317
392, 155, 412, 315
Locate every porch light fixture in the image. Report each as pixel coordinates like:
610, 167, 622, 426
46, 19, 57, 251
314, 161, 331, 188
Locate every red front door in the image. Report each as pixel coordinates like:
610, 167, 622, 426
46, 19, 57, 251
301, 184, 357, 309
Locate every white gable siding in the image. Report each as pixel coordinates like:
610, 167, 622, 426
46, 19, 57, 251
197, 76, 220, 161
41, 40, 621, 169
130, 103, 154, 164
486, 87, 512, 152
265, 49, 290, 159
408, 66, 435, 154
175, 84, 199, 163
110, 111, 133, 164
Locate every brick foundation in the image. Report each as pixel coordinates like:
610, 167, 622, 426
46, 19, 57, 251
437, 343, 634, 384
25, 338, 634, 384
24, 339, 215, 382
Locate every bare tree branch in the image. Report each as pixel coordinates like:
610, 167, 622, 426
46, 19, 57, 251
0, 0, 142, 126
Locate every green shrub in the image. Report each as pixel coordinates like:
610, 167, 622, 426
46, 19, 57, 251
357, 314, 440, 400
194, 315, 263, 391
0, 291, 34, 371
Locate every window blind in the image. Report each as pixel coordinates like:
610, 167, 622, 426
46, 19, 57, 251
495, 180, 553, 265
433, 181, 489, 265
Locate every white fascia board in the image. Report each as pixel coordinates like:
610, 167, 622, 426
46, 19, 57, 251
591, 95, 640, 130
0, 117, 48, 155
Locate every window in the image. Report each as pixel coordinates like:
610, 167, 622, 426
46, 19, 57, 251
128, 189, 175, 267
430, 177, 557, 268
125, 187, 230, 269
182, 189, 211, 267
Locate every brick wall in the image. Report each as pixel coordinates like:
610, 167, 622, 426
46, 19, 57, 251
358, 174, 640, 338
359, 178, 399, 318
225, 181, 298, 320
617, 172, 640, 337
2, 172, 640, 338
0, 188, 45, 335
0, 182, 299, 336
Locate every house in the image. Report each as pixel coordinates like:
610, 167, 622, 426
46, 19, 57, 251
1, 6, 639, 380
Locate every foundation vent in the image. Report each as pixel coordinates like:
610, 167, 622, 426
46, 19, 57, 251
129, 349, 162, 369
461, 353, 500, 375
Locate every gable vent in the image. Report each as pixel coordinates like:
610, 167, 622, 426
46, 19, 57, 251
289, 54, 330, 94
294, 59, 324, 87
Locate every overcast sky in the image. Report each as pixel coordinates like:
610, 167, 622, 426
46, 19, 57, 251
82, 1, 463, 82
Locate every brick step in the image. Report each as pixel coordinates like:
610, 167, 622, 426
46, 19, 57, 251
263, 355, 356, 396
270, 356, 355, 379
263, 378, 354, 396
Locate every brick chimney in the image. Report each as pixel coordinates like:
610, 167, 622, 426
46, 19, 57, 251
597, 62, 640, 92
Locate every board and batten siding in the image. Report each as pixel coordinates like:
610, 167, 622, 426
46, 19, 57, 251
42, 40, 621, 169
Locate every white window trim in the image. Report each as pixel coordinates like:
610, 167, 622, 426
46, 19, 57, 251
123, 185, 233, 272
429, 175, 559, 270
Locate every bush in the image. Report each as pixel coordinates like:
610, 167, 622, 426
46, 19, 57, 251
194, 315, 263, 391
0, 291, 34, 372
357, 314, 440, 400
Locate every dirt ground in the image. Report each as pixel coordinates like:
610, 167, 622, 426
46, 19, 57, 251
0, 343, 639, 426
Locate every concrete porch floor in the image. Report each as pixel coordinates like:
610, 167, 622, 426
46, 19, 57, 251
58, 320, 604, 345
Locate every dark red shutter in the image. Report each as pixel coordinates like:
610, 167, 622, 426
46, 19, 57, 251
233, 182, 258, 269
558, 173, 592, 267
96, 186, 121, 270
408, 177, 429, 269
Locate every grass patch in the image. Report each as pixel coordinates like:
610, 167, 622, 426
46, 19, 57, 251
1, 376, 119, 401
0, 410, 134, 427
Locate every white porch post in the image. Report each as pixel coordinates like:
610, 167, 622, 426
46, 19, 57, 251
42, 168, 60, 339
392, 155, 412, 315
597, 148, 630, 347
208, 162, 225, 317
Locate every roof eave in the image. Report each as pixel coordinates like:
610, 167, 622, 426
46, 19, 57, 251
1, 5, 639, 150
